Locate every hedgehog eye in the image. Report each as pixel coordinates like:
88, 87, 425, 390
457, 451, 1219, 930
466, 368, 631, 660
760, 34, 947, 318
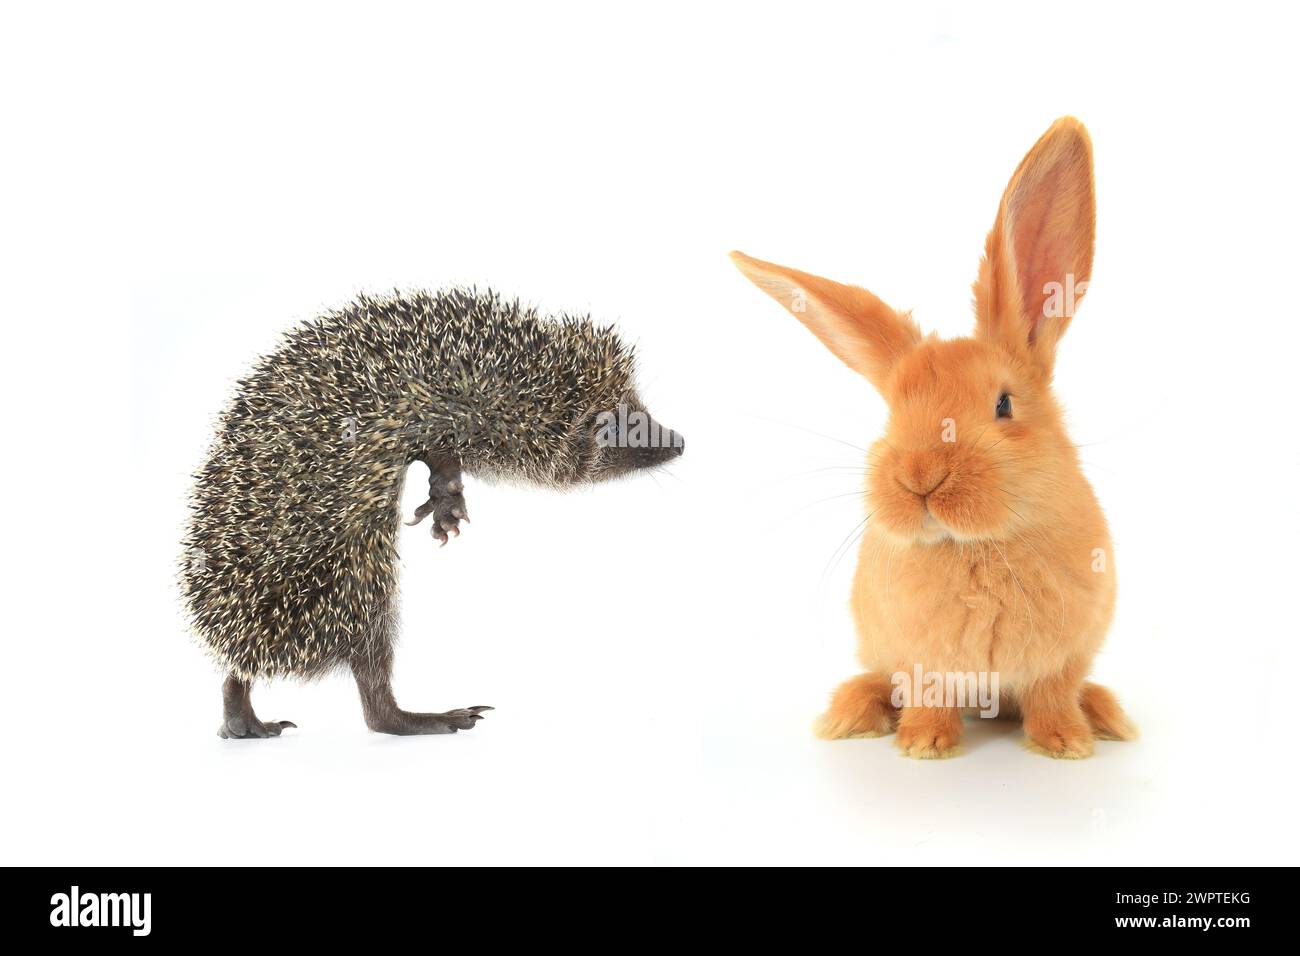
996, 393, 1012, 419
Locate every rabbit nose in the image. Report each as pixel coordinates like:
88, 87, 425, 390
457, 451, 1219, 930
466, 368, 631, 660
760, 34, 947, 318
898, 453, 950, 497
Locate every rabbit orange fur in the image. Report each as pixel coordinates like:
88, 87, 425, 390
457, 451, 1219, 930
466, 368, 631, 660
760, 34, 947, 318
732, 117, 1135, 759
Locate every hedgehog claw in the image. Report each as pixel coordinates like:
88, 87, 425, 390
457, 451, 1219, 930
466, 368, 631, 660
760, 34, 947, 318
405, 500, 433, 526
435, 707, 493, 731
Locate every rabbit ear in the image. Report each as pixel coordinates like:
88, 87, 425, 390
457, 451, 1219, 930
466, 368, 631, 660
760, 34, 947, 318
730, 251, 921, 391
973, 117, 1095, 375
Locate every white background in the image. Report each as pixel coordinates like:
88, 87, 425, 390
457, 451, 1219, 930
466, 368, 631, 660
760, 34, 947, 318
3, 1, 1297, 865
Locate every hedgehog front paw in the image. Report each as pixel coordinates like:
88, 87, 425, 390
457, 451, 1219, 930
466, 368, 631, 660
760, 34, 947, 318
407, 465, 469, 547
407, 486, 468, 546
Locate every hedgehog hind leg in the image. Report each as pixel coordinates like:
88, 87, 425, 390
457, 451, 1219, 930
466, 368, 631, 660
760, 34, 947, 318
350, 651, 491, 736
218, 674, 297, 739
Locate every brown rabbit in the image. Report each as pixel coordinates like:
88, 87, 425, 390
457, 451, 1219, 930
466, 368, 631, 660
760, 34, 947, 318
732, 117, 1135, 758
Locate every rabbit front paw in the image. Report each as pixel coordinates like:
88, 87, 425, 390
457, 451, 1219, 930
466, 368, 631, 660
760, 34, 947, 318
1024, 716, 1095, 759
895, 707, 962, 759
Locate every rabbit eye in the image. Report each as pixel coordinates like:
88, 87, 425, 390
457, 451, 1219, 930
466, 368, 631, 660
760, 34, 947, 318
996, 393, 1012, 419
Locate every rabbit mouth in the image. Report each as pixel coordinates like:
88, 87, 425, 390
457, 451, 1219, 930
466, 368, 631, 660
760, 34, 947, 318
913, 493, 1006, 545
869, 446, 1019, 544
917, 508, 954, 542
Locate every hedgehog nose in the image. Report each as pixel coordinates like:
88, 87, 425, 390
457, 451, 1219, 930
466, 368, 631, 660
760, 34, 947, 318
672, 433, 684, 456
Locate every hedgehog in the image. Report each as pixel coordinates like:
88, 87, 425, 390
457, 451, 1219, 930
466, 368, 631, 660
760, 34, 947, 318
181, 287, 683, 738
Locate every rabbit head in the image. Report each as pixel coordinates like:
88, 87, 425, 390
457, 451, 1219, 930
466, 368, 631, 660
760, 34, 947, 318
733, 117, 1097, 546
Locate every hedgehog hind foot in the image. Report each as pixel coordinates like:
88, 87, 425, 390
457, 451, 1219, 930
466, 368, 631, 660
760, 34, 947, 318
219, 715, 297, 739
218, 675, 297, 739
365, 705, 493, 736
407, 454, 468, 547
351, 653, 491, 735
